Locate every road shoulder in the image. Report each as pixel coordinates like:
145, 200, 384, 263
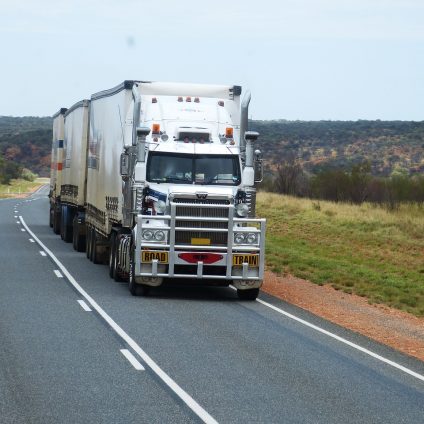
262, 271, 424, 362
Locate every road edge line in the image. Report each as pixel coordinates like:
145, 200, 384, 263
19, 216, 219, 424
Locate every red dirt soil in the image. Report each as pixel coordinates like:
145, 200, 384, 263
262, 271, 424, 362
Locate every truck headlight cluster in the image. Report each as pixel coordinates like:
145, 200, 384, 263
154, 200, 166, 214
235, 203, 249, 217
234, 232, 258, 245
135, 188, 143, 211
142, 229, 166, 242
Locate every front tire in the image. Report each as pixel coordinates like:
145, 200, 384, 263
128, 249, 150, 296
237, 288, 259, 301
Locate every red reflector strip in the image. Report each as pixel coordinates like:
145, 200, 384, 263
57, 163, 63, 171
178, 253, 223, 264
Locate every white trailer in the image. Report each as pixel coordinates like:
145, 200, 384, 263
52, 80, 266, 300
60, 100, 90, 249
49, 107, 67, 234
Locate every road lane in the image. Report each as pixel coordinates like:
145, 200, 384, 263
2, 187, 424, 423
0, 193, 199, 424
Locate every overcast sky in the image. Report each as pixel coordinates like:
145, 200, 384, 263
1, 0, 423, 120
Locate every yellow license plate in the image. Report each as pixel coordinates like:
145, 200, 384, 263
141, 251, 169, 264
191, 238, 211, 245
232, 254, 259, 267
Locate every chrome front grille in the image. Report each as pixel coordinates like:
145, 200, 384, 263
173, 198, 231, 246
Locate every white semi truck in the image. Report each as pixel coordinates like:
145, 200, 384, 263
50, 81, 266, 299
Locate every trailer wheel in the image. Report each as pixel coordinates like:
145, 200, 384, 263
112, 236, 124, 282
86, 227, 92, 259
109, 233, 116, 278
128, 251, 150, 296
62, 206, 73, 243
73, 215, 86, 252
49, 207, 54, 228
53, 206, 61, 235
237, 288, 259, 301
91, 229, 101, 264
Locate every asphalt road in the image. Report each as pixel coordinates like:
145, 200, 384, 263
1, 186, 423, 423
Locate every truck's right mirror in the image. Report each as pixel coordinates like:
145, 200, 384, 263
254, 150, 263, 183
120, 153, 130, 177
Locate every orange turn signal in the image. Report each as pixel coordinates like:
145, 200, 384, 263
152, 123, 160, 134
225, 127, 233, 138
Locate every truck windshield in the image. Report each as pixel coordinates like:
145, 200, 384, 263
147, 152, 241, 185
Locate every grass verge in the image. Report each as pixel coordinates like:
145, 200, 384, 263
257, 192, 424, 317
0, 178, 48, 199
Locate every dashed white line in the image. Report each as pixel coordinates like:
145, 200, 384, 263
20, 228, 26, 232
14, 215, 18, 218
54, 270, 63, 278
121, 349, 145, 371
29, 238, 35, 243
19, 216, 218, 424
77, 299, 92, 312
39, 251, 47, 256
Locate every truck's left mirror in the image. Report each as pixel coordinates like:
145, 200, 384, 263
120, 153, 130, 177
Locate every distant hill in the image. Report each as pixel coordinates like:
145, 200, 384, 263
251, 120, 424, 176
0, 116, 52, 177
1, 116, 424, 177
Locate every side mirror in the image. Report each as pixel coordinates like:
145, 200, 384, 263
120, 153, 130, 177
254, 149, 263, 183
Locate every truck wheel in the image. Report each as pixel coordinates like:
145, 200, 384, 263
128, 252, 150, 296
237, 288, 259, 301
91, 230, 101, 264
86, 227, 92, 259
49, 207, 54, 228
73, 215, 85, 252
53, 208, 60, 235
109, 233, 116, 278
61, 206, 73, 243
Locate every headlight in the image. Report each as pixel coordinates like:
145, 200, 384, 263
154, 200, 166, 214
154, 230, 165, 241
234, 232, 258, 245
142, 230, 153, 240
235, 203, 249, 217
234, 233, 245, 244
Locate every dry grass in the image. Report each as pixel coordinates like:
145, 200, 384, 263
0, 178, 48, 198
257, 192, 424, 316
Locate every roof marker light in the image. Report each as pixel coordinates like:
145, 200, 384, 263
194, 97, 200, 103
225, 127, 233, 138
152, 97, 157, 103
186, 96, 192, 102
218, 100, 224, 107
178, 96, 183, 102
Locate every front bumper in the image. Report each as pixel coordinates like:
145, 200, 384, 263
134, 201, 266, 287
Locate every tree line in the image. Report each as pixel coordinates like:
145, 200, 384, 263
260, 159, 424, 209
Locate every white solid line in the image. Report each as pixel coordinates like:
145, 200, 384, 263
232, 285, 424, 383
54, 270, 63, 278
19, 216, 218, 424
29, 238, 35, 243
77, 299, 92, 312
40, 251, 47, 256
121, 349, 145, 371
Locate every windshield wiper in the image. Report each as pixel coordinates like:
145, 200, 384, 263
164, 176, 192, 183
